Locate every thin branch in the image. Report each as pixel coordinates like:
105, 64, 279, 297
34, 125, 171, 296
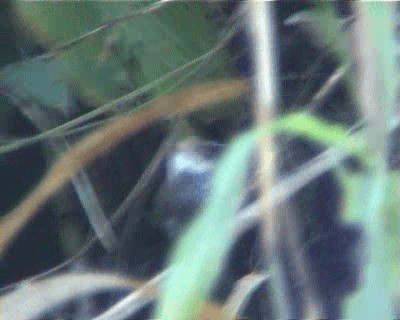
248, 2, 327, 318
93, 271, 165, 320
308, 65, 348, 112
248, 1, 293, 318
222, 272, 269, 320
0, 272, 141, 320
30, 0, 171, 61
20, 104, 118, 252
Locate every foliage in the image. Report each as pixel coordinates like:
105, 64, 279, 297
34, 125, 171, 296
0, 2, 399, 319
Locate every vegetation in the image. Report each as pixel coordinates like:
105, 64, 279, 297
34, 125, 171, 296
0, 1, 398, 319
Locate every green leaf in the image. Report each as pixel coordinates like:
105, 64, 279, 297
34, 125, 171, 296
12, 1, 231, 103
0, 60, 68, 109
